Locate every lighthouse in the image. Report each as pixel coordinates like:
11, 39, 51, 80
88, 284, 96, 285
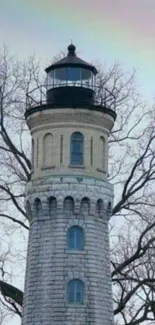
22, 44, 116, 325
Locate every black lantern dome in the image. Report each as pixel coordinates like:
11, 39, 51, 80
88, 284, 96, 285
45, 44, 98, 107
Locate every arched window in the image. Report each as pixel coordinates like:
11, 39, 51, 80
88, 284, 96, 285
49, 197, 57, 217
43, 133, 54, 167
107, 202, 112, 217
64, 196, 74, 214
67, 279, 84, 304
67, 226, 84, 250
80, 197, 90, 215
34, 198, 42, 218
99, 136, 105, 170
96, 199, 104, 217
70, 132, 84, 165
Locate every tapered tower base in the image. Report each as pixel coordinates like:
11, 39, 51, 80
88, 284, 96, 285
22, 176, 114, 325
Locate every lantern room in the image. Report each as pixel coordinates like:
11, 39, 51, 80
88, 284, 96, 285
45, 44, 98, 107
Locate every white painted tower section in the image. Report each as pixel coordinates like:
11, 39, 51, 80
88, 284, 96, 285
21, 106, 115, 325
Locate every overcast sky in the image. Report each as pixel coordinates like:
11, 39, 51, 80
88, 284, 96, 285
1, 0, 155, 100
0, 0, 155, 324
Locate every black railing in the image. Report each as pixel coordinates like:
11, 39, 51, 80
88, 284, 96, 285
26, 84, 116, 111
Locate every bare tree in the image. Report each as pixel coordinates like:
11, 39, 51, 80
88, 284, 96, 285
0, 45, 155, 325
0, 45, 42, 323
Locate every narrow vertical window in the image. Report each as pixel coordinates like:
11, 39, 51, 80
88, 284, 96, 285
36, 138, 39, 168
99, 136, 105, 170
49, 197, 57, 217
70, 132, 84, 166
80, 197, 90, 216
107, 202, 112, 217
43, 133, 53, 167
34, 198, 42, 218
90, 137, 93, 166
96, 199, 104, 217
64, 197, 74, 214
32, 139, 34, 170
67, 280, 84, 304
67, 226, 84, 250
60, 135, 63, 164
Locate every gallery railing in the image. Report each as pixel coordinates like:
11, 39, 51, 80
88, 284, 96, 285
26, 83, 116, 112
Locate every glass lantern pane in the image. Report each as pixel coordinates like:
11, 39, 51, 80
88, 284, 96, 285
67, 68, 81, 81
46, 71, 54, 89
55, 68, 66, 81
81, 69, 91, 80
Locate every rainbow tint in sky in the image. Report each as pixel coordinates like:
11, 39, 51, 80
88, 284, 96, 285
0, 0, 155, 99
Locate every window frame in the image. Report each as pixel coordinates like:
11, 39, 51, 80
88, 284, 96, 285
49, 197, 57, 216
80, 197, 90, 215
67, 226, 84, 251
70, 132, 84, 166
67, 279, 84, 305
96, 199, 104, 217
34, 198, 42, 218
64, 196, 74, 214
42, 132, 54, 168
99, 136, 105, 171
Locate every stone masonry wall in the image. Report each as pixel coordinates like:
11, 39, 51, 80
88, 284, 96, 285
22, 176, 114, 325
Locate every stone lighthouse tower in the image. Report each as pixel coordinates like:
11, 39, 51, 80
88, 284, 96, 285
22, 44, 116, 325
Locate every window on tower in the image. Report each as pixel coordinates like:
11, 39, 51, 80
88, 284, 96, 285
96, 199, 104, 217
67, 279, 84, 304
70, 132, 84, 166
49, 197, 57, 217
43, 133, 54, 167
64, 196, 74, 214
99, 136, 105, 170
32, 138, 34, 170
80, 197, 90, 215
107, 201, 112, 217
34, 198, 42, 219
67, 226, 84, 250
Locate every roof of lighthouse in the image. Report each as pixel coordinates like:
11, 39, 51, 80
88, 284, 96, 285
45, 44, 98, 75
